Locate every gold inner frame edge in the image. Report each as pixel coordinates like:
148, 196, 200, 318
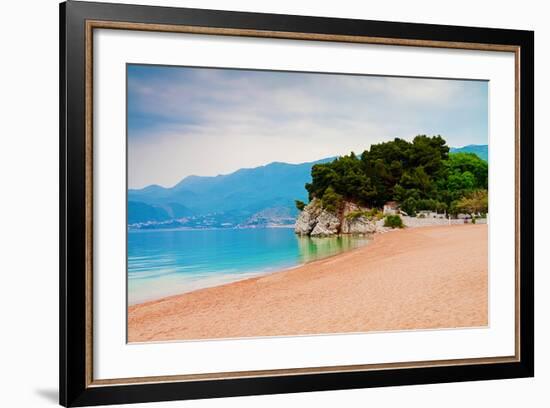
84, 19, 522, 388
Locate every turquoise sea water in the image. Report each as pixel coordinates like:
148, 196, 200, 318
128, 228, 370, 305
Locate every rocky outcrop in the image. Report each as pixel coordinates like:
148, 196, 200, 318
342, 215, 378, 234
294, 199, 322, 235
340, 202, 377, 234
310, 210, 340, 236
295, 199, 382, 236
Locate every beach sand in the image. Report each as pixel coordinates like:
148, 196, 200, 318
128, 224, 488, 342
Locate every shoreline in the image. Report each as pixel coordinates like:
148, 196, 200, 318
128, 224, 488, 342
128, 229, 373, 306
128, 234, 374, 307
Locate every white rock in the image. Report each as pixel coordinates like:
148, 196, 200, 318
340, 202, 378, 234
295, 199, 384, 236
341, 215, 378, 234
294, 199, 322, 235
310, 210, 340, 236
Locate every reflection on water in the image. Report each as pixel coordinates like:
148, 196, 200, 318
128, 228, 370, 305
296, 235, 370, 263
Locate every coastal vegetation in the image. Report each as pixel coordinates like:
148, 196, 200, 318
299, 135, 488, 218
294, 200, 306, 211
345, 208, 382, 221
454, 189, 489, 216
384, 215, 404, 229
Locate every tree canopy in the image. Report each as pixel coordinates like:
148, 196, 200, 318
302, 136, 488, 216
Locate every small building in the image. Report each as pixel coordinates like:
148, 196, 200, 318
383, 201, 399, 215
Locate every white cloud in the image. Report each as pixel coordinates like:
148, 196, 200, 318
128, 67, 488, 188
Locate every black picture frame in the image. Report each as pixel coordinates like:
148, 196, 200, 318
60, 1, 534, 406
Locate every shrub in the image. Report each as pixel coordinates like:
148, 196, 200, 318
384, 215, 404, 228
400, 197, 418, 217
454, 189, 488, 215
295, 200, 306, 211
345, 210, 365, 220
321, 186, 343, 213
365, 208, 382, 220
345, 208, 383, 221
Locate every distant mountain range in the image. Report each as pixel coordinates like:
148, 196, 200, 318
128, 157, 334, 228
129, 144, 488, 229
450, 144, 488, 161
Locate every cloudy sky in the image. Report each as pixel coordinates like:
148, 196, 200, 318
127, 64, 488, 189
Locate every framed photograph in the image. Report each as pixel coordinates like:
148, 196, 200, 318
60, 1, 534, 406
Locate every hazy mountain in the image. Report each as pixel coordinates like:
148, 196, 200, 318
127, 201, 194, 224
450, 144, 488, 161
128, 157, 334, 227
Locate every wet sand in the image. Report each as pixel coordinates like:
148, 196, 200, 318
128, 224, 488, 342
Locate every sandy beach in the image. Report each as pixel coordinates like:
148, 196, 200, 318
128, 224, 488, 342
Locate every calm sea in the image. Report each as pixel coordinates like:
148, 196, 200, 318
128, 228, 370, 305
